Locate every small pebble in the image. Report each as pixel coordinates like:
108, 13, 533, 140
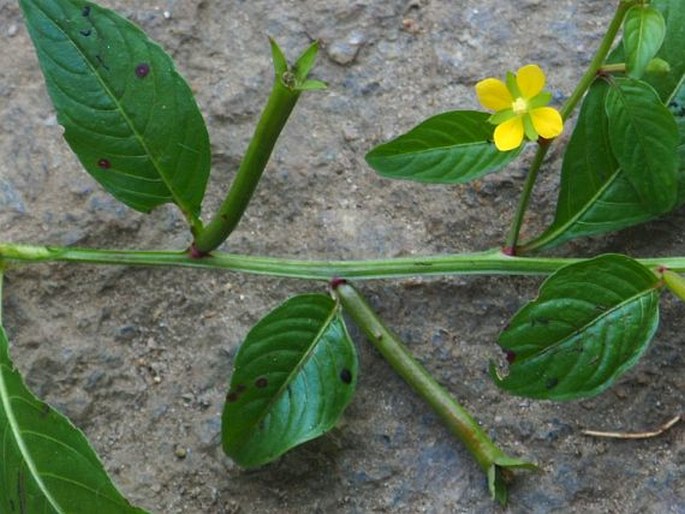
175, 446, 188, 459
7, 24, 18, 37
327, 31, 366, 65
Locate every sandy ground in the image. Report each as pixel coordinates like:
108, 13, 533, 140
0, 1, 683, 512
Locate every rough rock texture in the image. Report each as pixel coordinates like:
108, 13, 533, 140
0, 1, 683, 513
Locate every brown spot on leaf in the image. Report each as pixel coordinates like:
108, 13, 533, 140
255, 377, 268, 388
135, 63, 150, 78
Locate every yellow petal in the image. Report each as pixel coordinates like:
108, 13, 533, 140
476, 78, 513, 111
494, 117, 524, 151
530, 107, 563, 139
516, 64, 545, 99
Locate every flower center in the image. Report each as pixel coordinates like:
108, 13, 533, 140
512, 97, 528, 115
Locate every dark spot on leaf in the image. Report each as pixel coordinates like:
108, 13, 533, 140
80, 29, 92, 37
135, 63, 150, 78
226, 391, 239, 403
340, 368, 352, 384
255, 377, 268, 388
546, 377, 559, 390
505, 351, 516, 364
82, 5, 91, 16
98, 158, 111, 169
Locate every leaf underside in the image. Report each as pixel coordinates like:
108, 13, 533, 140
493, 255, 660, 400
20, 0, 211, 218
0, 326, 147, 514
222, 294, 358, 468
365, 111, 520, 184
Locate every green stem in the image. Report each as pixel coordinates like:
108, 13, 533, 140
332, 282, 534, 504
0, 265, 4, 324
504, 1, 633, 254
2, 244, 685, 280
560, 1, 633, 121
503, 141, 550, 253
192, 74, 302, 254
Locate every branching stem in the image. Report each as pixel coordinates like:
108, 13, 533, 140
192, 69, 302, 254
504, 1, 634, 253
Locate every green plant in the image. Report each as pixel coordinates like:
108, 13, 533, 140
1, 0, 682, 510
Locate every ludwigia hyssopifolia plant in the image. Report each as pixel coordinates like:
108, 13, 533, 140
0, 0, 683, 510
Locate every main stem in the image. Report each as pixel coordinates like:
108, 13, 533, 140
504, 0, 633, 254
2, 244, 685, 280
192, 76, 301, 254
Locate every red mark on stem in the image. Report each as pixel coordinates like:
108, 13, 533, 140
188, 243, 208, 259
502, 246, 516, 256
505, 350, 516, 364
330, 277, 347, 289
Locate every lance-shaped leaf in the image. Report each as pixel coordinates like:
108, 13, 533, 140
605, 78, 678, 214
648, 0, 685, 101
222, 294, 358, 468
365, 111, 520, 184
0, 326, 148, 513
524, 82, 651, 250
492, 255, 661, 401
623, 5, 666, 79
672, 75, 685, 171
19, 0, 211, 221
525, 77, 684, 252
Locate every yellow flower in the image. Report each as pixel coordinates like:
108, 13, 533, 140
476, 64, 563, 151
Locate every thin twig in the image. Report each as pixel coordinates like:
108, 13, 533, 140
582, 414, 681, 440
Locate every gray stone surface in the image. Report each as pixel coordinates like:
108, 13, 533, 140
0, 1, 683, 513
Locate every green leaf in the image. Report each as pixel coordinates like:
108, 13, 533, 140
492, 255, 661, 400
19, 0, 211, 221
623, 5, 666, 79
526, 77, 685, 251
222, 294, 358, 468
671, 76, 685, 173
525, 82, 649, 250
365, 111, 520, 184
648, 0, 685, 101
293, 41, 320, 83
269, 37, 288, 77
605, 77, 679, 213
0, 326, 147, 513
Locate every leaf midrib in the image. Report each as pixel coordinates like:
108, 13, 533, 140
520, 285, 657, 363
237, 300, 339, 448
0, 345, 64, 513
31, 1, 191, 217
